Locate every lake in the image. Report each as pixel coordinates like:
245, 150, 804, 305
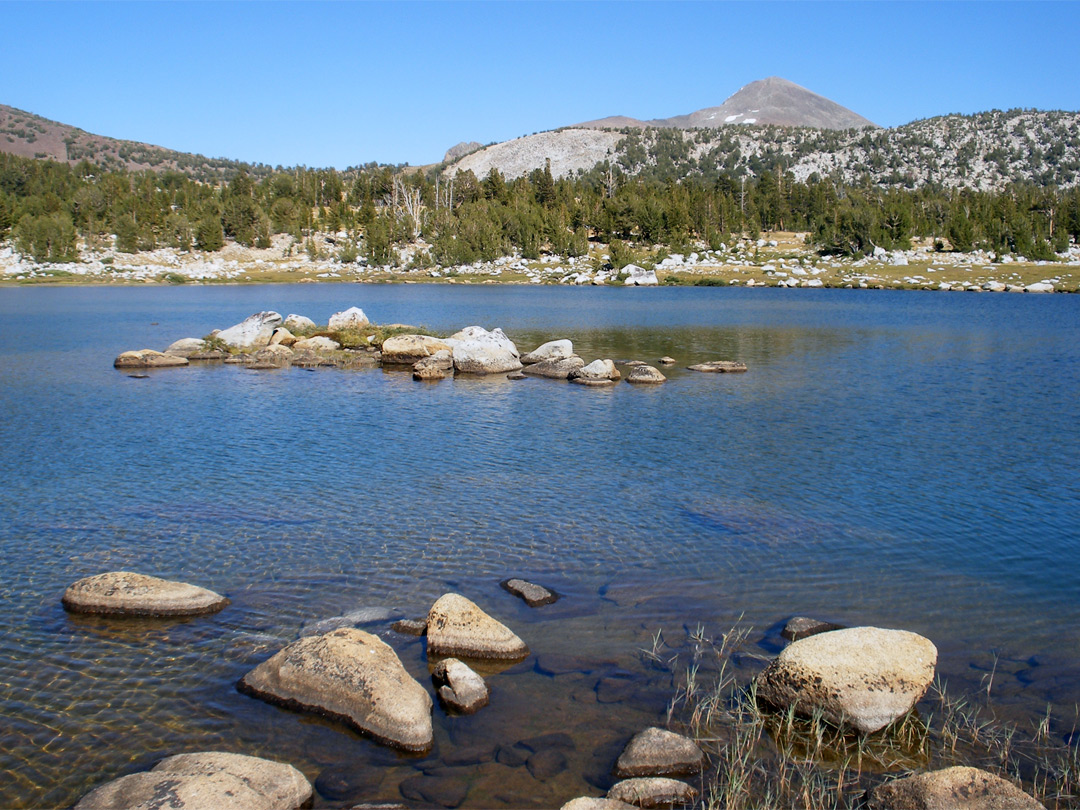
0, 284, 1077, 808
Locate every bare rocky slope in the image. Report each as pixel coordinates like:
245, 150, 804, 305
447, 108, 1080, 191
575, 77, 876, 131
0, 104, 271, 181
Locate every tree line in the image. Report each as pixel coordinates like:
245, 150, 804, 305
1, 151, 1078, 266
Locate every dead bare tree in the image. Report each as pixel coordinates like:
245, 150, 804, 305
387, 177, 424, 241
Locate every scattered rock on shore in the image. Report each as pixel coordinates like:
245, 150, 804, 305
687, 360, 748, 373
62, 572, 228, 617
238, 627, 434, 752
522, 356, 585, 379
866, 765, 1046, 810
614, 728, 704, 778
502, 578, 558, 607
561, 799, 637, 810
293, 336, 340, 352
607, 777, 697, 808
164, 338, 209, 357
381, 334, 454, 365
217, 311, 283, 349
755, 626, 937, 733
427, 593, 529, 660
432, 658, 490, 714
114, 349, 190, 369
328, 307, 370, 330
74, 751, 312, 810
283, 314, 316, 331
569, 359, 620, 386
269, 327, 297, 347
413, 350, 454, 380
521, 339, 574, 364
625, 366, 667, 384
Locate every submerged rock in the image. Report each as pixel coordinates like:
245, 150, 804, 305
328, 307, 370, 330
625, 366, 667, 385
501, 578, 558, 607
217, 311, 283, 349
62, 572, 228, 617
427, 593, 528, 660
521, 339, 574, 364
866, 766, 1046, 809
614, 728, 704, 778
432, 658, 489, 714
687, 360, 748, 373
446, 326, 522, 374
74, 751, 312, 810
755, 626, 937, 733
392, 618, 428, 636
781, 616, 844, 642
114, 350, 189, 369
607, 777, 697, 808
238, 627, 433, 752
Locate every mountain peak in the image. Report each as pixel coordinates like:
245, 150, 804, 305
573, 77, 876, 131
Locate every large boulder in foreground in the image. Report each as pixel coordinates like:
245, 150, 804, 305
614, 728, 703, 778
427, 593, 528, 660
114, 350, 189, 369
521, 339, 574, 364
866, 766, 1046, 810
74, 751, 312, 810
62, 572, 228, 617
755, 626, 937, 734
381, 334, 454, 365
217, 312, 283, 349
239, 627, 433, 752
446, 326, 522, 374
328, 307, 370, 330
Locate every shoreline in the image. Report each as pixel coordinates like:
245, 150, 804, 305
2, 231, 1078, 293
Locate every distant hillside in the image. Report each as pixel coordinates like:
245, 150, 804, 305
447, 108, 1080, 191
0, 104, 273, 182
575, 77, 876, 131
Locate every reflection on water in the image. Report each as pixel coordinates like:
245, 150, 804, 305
0, 285, 1078, 807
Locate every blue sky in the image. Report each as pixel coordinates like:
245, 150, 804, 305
4, 1, 1078, 169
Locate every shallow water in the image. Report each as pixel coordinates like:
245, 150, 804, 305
0, 284, 1078, 807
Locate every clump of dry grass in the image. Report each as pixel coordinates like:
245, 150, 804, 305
646, 623, 1080, 809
